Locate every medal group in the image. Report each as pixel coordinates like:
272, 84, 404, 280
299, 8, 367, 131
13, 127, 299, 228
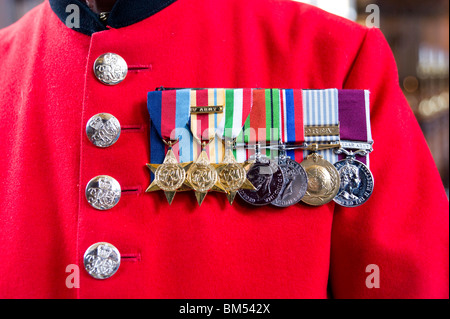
146, 88, 374, 208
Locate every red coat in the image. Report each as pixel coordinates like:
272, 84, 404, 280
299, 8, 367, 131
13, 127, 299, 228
0, 0, 448, 299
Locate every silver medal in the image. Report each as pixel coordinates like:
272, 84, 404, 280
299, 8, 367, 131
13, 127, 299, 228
272, 151, 308, 208
238, 145, 285, 206
333, 158, 374, 207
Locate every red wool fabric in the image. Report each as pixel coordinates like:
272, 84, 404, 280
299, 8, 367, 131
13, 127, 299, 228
0, 0, 448, 299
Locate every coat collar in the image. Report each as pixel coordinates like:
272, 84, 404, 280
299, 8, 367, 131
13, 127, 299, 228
49, 0, 177, 36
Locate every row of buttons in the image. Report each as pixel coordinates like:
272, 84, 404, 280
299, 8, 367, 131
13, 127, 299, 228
85, 113, 122, 211
83, 53, 128, 280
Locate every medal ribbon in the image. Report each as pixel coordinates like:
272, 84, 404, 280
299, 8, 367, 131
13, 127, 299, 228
216, 88, 253, 162
239, 89, 305, 160
188, 89, 253, 163
338, 89, 372, 165
238, 89, 281, 159
189, 89, 226, 163
302, 89, 340, 163
148, 89, 192, 166
280, 89, 305, 160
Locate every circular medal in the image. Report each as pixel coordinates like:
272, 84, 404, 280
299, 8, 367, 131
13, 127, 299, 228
186, 155, 218, 193
155, 163, 186, 192
272, 158, 308, 208
187, 164, 218, 193
333, 158, 374, 207
238, 158, 285, 206
219, 163, 247, 192
152, 149, 187, 192
300, 153, 340, 206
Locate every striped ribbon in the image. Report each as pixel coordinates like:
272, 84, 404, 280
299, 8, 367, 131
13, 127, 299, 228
280, 89, 305, 160
236, 89, 281, 159
216, 89, 253, 162
185, 89, 253, 163
189, 89, 225, 163
302, 89, 340, 164
147, 89, 192, 176
236, 89, 305, 161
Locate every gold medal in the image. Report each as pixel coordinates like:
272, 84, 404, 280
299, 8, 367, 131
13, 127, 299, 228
216, 143, 255, 205
146, 141, 192, 205
184, 141, 227, 206
300, 152, 340, 206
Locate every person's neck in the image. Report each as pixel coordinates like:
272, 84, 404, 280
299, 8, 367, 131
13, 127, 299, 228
86, 0, 117, 13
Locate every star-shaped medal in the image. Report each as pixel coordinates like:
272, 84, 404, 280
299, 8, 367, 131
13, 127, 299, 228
184, 148, 227, 206
146, 148, 192, 205
216, 147, 256, 204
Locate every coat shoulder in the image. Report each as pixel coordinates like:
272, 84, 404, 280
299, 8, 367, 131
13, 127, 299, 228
0, 2, 49, 56
209, 0, 372, 61
230, 0, 369, 38
0, 2, 45, 35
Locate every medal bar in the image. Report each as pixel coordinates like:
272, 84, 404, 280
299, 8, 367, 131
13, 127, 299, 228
145, 88, 374, 208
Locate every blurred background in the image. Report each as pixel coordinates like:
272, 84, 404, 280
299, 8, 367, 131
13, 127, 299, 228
0, 0, 449, 196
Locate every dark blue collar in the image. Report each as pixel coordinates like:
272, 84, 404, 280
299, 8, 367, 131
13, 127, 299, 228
49, 0, 177, 36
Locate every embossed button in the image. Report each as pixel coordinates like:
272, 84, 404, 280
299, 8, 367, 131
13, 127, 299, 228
86, 113, 121, 148
85, 175, 121, 210
84, 242, 121, 280
93, 53, 128, 85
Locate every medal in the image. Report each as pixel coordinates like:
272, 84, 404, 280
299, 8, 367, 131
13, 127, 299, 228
146, 89, 193, 204
216, 89, 255, 204
238, 144, 285, 206
272, 145, 308, 208
333, 150, 374, 207
236, 89, 288, 205
216, 142, 255, 205
300, 144, 341, 206
146, 140, 191, 204
334, 90, 374, 207
185, 139, 226, 206
271, 89, 308, 207
187, 89, 230, 205
300, 89, 341, 206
